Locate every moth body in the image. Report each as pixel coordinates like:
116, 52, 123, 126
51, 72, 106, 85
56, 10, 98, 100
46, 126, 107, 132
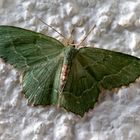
59, 46, 77, 90
60, 64, 68, 89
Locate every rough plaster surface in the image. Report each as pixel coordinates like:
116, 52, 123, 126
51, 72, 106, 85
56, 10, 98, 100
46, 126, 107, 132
1, 0, 140, 140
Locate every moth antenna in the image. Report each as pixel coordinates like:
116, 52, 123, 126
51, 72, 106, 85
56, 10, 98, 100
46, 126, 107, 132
67, 28, 75, 43
77, 25, 96, 47
37, 17, 68, 41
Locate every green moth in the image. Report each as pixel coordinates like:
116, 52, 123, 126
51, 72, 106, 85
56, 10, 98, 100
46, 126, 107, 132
0, 26, 140, 116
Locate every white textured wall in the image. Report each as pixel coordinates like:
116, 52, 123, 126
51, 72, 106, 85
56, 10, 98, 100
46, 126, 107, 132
1, 0, 140, 140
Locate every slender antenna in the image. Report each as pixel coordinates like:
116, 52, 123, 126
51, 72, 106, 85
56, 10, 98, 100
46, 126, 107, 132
77, 25, 96, 47
37, 17, 67, 40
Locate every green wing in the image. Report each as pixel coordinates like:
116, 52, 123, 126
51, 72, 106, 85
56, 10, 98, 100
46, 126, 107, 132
0, 26, 64, 69
60, 47, 140, 116
23, 57, 63, 105
0, 26, 65, 105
